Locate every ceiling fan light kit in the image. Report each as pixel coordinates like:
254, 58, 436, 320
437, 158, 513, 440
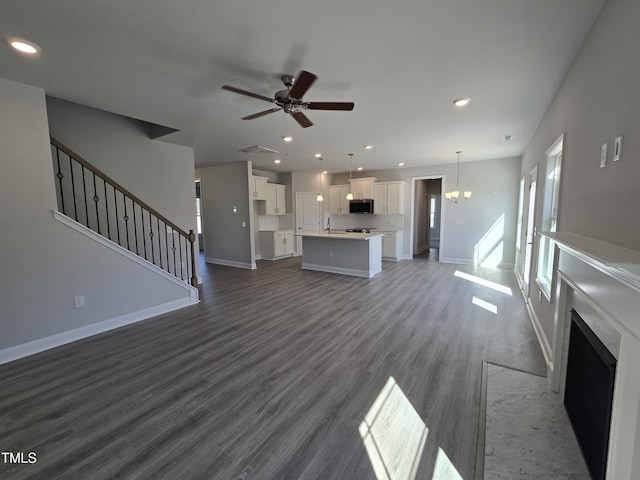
222, 70, 355, 128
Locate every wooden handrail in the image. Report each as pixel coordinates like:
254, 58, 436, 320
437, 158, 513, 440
51, 135, 198, 287
50, 136, 190, 238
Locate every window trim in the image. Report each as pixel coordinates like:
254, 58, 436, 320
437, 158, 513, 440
536, 133, 564, 301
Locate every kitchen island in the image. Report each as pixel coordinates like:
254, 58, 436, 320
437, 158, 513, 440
300, 232, 383, 277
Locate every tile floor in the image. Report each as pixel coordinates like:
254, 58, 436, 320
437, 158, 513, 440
484, 364, 591, 479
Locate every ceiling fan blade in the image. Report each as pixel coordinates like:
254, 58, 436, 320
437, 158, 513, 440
221, 85, 274, 103
306, 102, 355, 111
288, 70, 317, 99
242, 108, 282, 120
291, 111, 313, 128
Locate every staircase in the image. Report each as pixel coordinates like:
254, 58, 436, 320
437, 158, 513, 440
50, 137, 198, 287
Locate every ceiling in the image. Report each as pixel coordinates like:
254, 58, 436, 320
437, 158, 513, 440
0, 0, 606, 173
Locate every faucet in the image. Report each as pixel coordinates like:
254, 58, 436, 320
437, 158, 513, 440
326, 217, 331, 234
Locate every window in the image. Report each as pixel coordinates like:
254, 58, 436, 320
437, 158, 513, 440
536, 134, 563, 300
195, 180, 202, 235
429, 197, 436, 228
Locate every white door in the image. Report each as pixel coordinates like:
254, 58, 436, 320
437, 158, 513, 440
522, 166, 538, 296
296, 192, 321, 255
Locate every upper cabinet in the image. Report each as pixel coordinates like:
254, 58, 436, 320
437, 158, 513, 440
329, 185, 350, 214
374, 181, 405, 214
264, 183, 286, 215
252, 175, 268, 200
349, 177, 377, 200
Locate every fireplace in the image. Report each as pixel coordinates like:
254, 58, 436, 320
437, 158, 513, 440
541, 231, 640, 479
564, 309, 616, 480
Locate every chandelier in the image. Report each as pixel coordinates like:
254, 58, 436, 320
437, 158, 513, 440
445, 151, 472, 203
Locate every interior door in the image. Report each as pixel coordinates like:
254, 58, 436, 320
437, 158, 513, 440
522, 166, 538, 296
295, 192, 320, 255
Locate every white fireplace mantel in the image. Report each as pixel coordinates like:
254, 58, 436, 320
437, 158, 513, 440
541, 231, 640, 479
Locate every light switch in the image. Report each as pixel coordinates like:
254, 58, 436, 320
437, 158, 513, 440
600, 143, 607, 168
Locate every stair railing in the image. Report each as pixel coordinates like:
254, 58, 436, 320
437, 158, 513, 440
50, 137, 198, 287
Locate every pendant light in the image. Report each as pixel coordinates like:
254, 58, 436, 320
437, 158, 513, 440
346, 153, 354, 200
317, 157, 324, 202
445, 151, 472, 203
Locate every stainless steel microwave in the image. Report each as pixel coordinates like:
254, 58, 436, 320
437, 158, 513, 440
349, 199, 374, 214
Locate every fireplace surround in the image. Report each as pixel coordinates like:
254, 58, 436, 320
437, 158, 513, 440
541, 232, 640, 479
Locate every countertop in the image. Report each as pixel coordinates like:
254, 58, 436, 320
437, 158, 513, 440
298, 231, 384, 240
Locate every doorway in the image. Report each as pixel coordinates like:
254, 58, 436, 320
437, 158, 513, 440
295, 192, 321, 255
410, 176, 443, 258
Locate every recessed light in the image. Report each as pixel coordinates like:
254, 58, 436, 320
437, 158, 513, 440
453, 97, 471, 107
398, 162, 405, 167
274, 159, 281, 164
8, 38, 40, 54
364, 145, 373, 150
357, 167, 363, 171
314, 152, 322, 158
322, 170, 328, 174
282, 136, 293, 143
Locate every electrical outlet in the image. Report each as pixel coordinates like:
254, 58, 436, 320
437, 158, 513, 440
614, 136, 622, 161
74, 295, 85, 308
329, 251, 334, 258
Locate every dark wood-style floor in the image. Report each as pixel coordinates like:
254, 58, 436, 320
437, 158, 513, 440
0, 251, 545, 480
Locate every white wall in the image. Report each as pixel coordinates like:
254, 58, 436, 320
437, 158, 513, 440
46, 96, 199, 270
0, 78, 196, 360
520, 0, 640, 349
332, 156, 521, 265
197, 162, 254, 268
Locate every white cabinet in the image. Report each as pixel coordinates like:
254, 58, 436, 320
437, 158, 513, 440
252, 175, 268, 200
382, 231, 403, 261
264, 183, 286, 215
259, 230, 294, 260
349, 177, 377, 200
374, 181, 405, 214
329, 185, 351, 214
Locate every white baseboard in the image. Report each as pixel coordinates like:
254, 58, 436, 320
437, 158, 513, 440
301, 263, 376, 278
521, 289, 553, 371
205, 257, 256, 270
0, 298, 193, 366
439, 256, 474, 265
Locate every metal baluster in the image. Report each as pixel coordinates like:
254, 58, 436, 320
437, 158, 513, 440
171, 227, 177, 277
149, 212, 155, 265
82, 165, 89, 228
164, 221, 170, 274
92, 173, 100, 234
141, 206, 147, 261
69, 154, 78, 221
114, 185, 121, 246
55, 147, 66, 214
178, 235, 184, 280
103, 179, 111, 240
132, 200, 139, 255
123, 194, 131, 250
156, 217, 162, 269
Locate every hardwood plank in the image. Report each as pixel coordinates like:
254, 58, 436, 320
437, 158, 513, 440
0, 253, 546, 480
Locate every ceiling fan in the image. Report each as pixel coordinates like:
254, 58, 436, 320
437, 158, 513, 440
221, 70, 354, 128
